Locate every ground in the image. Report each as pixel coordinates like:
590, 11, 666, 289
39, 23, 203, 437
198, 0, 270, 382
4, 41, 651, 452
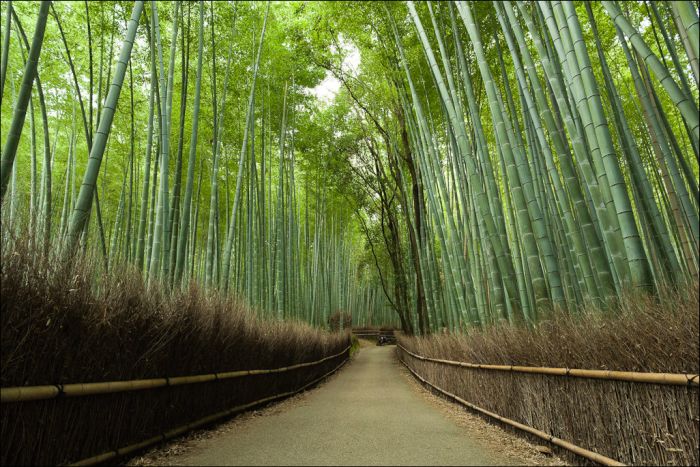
127, 343, 567, 466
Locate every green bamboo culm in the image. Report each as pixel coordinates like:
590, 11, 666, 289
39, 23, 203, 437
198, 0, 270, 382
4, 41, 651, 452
602, 1, 698, 151
174, 0, 204, 287
148, 0, 179, 281
221, 1, 270, 293
0, 0, 12, 101
0, 0, 50, 200
65, 1, 144, 253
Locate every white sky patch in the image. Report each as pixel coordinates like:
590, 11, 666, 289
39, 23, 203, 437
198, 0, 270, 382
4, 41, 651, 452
312, 73, 342, 104
639, 17, 651, 33
307, 35, 361, 106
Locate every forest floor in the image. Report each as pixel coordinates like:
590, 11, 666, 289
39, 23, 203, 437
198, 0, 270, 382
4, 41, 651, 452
128, 345, 566, 466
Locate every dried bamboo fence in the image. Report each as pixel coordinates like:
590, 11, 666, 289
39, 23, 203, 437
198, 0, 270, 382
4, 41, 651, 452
398, 344, 699, 387
69, 357, 348, 466
1, 344, 350, 465
398, 343, 699, 466
400, 358, 624, 466
1, 345, 350, 403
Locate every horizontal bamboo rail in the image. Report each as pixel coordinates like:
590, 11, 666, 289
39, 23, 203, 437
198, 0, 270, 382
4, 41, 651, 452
1, 345, 350, 403
69, 358, 349, 466
397, 344, 699, 386
399, 357, 625, 466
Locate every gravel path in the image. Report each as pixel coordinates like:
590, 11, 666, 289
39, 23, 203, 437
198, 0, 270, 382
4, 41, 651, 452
137, 345, 535, 466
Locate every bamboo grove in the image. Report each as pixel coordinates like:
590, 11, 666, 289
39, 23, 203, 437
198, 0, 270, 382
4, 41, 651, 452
383, 1, 698, 332
0, 1, 698, 335
295, 0, 699, 334
0, 1, 396, 330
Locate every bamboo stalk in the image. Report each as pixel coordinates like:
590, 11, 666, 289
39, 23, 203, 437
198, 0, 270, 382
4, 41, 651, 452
400, 357, 625, 466
397, 344, 699, 386
1, 345, 350, 403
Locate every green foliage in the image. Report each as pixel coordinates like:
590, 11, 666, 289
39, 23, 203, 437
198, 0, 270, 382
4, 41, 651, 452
1, 1, 697, 334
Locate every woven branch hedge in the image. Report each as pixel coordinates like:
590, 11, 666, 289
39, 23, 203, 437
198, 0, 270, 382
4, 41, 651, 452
397, 287, 699, 466
0, 240, 350, 466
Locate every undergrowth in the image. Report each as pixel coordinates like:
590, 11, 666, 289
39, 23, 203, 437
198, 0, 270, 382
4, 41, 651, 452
1, 227, 349, 465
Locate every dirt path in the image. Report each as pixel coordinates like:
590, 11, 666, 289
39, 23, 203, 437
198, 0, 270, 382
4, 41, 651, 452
133, 345, 547, 466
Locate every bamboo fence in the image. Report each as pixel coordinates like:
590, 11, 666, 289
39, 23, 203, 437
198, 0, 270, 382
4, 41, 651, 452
399, 357, 625, 466
1, 345, 350, 403
397, 344, 699, 386
69, 357, 348, 466
398, 343, 700, 465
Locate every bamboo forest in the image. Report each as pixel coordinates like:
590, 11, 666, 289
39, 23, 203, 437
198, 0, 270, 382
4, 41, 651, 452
1, 2, 698, 466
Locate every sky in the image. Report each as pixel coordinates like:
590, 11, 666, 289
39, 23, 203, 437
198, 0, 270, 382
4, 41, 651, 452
308, 36, 361, 105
